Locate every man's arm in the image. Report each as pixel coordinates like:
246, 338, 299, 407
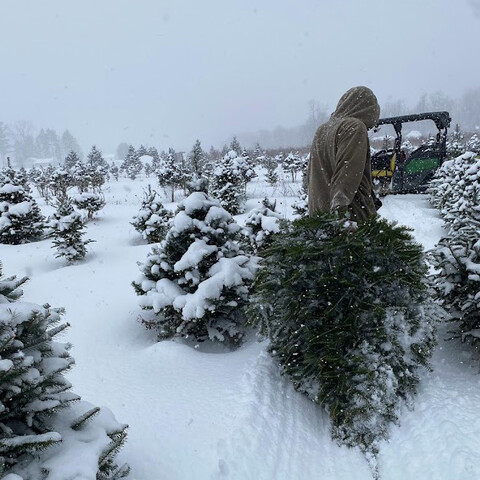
330, 119, 368, 213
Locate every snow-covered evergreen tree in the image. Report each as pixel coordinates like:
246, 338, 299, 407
50, 198, 93, 263
237, 149, 256, 190
30, 166, 53, 201
49, 167, 75, 202
430, 227, 480, 346
229, 137, 242, 156
253, 143, 266, 166
156, 148, 183, 202
0, 266, 129, 479
429, 152, 480, 347
72, 192, 105, 220
264, 155, 279, 188
282, 152, 303, 182
71, 160, 92, 194
133, 192, 258, 346
188, 139, 206, 177
242, 203, 283, 253
292, 156, 309, 217
131, 185, 172, 244
137, 144, 148, 157
64, 150, 80, 171
0, 170, 44, 244
447, 124, 466, 158
466, 133, 480, 154
16, 168, 31, 194
86, 146, 109, 190
144, 163, 154, 177
121, 145, 143, 180
209, 151, 244, 215
428, 152, 480, 234
147, 146, 160, 171
127, 154, 143, 181
292, 192, 308, 217
110, 162, 119, 181
248, 213, 437, 459
400, 139, 414, 155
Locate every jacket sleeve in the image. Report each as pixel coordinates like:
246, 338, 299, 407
330, 119, 368, 212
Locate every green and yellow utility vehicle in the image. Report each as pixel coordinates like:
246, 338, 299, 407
371, 111, 451, 194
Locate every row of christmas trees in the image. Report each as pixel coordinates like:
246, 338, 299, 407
0, 139, 308, 259
429, 151, 480, 346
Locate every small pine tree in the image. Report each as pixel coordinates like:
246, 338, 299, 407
64, 150, 80, 170
127, 155, 143, 180
50, 198, 93, 263
428, 152, 480, 234
156, 149, 183, 202
466, 133, 480, 154
110, 162, 119, 181
71, 160, 92, 194
120, 145, 135, 173
0, 171, 44, 244
30, 167, 51, 200
131, 185, 172, 243
282, 152, 302, 182
137, 144, 148, 157
430, 227, 480, 346
0, 267, 129, 478
237, 149, 257, 190
72, 192, 105, 220
292, 156, 309, 217
209, 151, 244, 215
133, 192, 258, 346
147, 147, 160, 171
49, 167, 75, 202
86, 146, 109, 191
230, 137, 242, 156
248, 213, 437, 460
189, 139, 206, 177
429, 152, 480, 347
16, 167, 31, 194
121, 145, 143, 180
144, 163, 154, 177
447, 124, 466, 158
242, 202, 283, 253
264, 156, 279, 188
253, 143, 266, 165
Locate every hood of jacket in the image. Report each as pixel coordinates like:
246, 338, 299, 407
331, 86, 380, 130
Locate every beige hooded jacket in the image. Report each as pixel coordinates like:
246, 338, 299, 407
307, 86, 381, 222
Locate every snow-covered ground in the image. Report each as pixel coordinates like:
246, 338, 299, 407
2, 173, 479, 480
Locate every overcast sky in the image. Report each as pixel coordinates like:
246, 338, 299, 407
1, 0, 479, 153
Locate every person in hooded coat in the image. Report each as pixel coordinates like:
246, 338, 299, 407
308, 86, 381, 222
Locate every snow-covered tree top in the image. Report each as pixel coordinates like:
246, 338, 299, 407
179, 191, 221, 216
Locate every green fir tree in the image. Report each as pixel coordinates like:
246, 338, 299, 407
50, 198, 93, 263
248, 213, 437, 461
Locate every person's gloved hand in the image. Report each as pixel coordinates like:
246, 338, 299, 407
331, 205, 350, 219
331, 206, 357, 232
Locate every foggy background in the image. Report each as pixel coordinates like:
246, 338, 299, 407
1, 0, 479, 161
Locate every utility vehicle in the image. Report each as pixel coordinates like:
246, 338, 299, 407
371, 111, 451, 194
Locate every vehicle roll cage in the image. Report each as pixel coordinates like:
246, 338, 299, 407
373, 111, 452, 161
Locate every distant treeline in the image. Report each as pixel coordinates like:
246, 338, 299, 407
235, 87, 480, 150
0, 120, 83, 169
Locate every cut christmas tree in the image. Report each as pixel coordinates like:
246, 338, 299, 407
248, 213, 437, 463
